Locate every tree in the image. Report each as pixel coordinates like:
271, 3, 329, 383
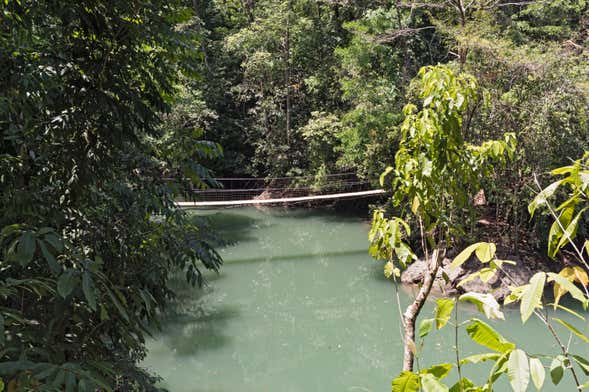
370, 65, 515, 371
0, 0, 221, 389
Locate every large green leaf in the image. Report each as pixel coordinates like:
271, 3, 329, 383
435, 298, 455, 329
460, 292, 504, 320
507, 349, 529, 392
520, 272, 545, 324
57, 271, 77, 299
82, 272, 97, 311
16, 231, 35, 266
529, 357, 545, 390
475, 242, 496, 263
392, 371, 420, 392
573, 355, 589, 376
547, 272, 589, 309
419, 318, 434, 338
449, 243, 480, 269
528, 180, 562, 217
550, 356, 565, 385
465, 318, 515, 353
421, 373, 449, 392
421, 364, 453, 379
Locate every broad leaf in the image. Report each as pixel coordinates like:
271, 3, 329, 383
548, 272, 589, 309
520, 272, 545, 324
460, 292, 504, 320
573, 355, 589, 376
392, 371, 420, 392
421, 364, 453, 379
507, 349, 529, 392
82, 272, 97, 311
528, 180, 562, 217
475, 242, 496, 263
435, 298, 455, 329
465, 319, 514, 353
550, 356, 564, 385
529, 357, 545, 390
419, 318, 434, 338
450, 243, 480, 269
57, 271, 77, 299
16, 231, 35, 266
420, 373, 449, 392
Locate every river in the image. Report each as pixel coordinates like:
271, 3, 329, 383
143, 207, 580, 391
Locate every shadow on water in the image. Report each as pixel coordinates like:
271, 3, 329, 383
157, 304, 239, 357
188, 211, 266, 246
226, 248, 368, 265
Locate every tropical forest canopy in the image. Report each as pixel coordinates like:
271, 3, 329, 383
0, 0, 588, 391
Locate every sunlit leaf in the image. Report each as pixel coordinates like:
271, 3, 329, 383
520, 272, 545, 324
460, 292, 504, 320
465, 318, 514, 353
419, 318, 434, 338
475, 242, 496, 263
529, 357, 545, 390
553, 318, 589, 345
392, 371, 420, 392
420, 373, 448, 392
507, 349, 529, 392
450, 243, 480, 269
435, 298, 455, 329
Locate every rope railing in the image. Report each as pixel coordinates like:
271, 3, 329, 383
172, 172, 385, 207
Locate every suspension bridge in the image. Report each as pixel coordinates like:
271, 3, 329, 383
175, 173, 386, 208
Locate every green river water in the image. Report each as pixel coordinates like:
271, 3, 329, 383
143, 207, 582, 391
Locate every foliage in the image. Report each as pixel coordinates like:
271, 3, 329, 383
1, 0, 221, 390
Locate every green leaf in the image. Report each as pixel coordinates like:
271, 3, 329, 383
419, 318, 434, 338
529, 357, 545, 390
16, 231, 35, 266
449, 243, 479, 269
449, 378, 474, 392
392, 371, 420, 392
459, 292, 504, 320
57, 271, 77, 299
528, 180, 562, 217
507, 349, 529, 392
555, 208, 587, 256
435, 298, 455, 329
44, 233, 64, 252
421, 364, 453, 379
38, 240, 60, 275
475, 242, 496, 263
572, 355, 589, 376
553, 318, 589, 345
460, 352, 500, 365
420, 373, 449, 392
465, 318, 515, 353
380, 166, 394, 187
0, 314, 4, 346
550, 357, 564, 385
82, 272, 97, 311
520, 272, 545, 324
547, 272, 589, 309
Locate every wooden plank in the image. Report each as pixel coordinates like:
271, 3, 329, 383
176, 189, 386, 207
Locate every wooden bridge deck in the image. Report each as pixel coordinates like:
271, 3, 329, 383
176, 189, 386, 208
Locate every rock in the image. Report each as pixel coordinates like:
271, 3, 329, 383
399, 250, 537, 303
401, 259, 428, 285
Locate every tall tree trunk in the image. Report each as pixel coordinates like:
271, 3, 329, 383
284, 0, 292, 144
402, 247, 443, 371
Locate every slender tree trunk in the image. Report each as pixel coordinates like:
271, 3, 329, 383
284, 0, 292, 144
402, 247, 443, 371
